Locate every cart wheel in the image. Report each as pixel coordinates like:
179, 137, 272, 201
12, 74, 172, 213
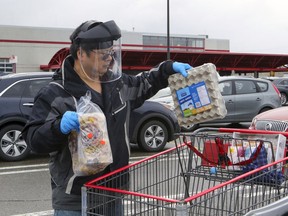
0, 124, 30, 161
138, 120, 168, 152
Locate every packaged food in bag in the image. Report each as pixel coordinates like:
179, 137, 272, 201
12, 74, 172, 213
69, 91, 113, 176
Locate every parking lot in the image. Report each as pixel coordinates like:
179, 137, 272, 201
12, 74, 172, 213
0, 123, 251, 216
0, 149, 161, 216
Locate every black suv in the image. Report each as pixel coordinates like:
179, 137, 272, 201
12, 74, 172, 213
0, 72, 180, 161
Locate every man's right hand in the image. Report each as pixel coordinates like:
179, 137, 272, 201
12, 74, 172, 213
60, 111, 80, 134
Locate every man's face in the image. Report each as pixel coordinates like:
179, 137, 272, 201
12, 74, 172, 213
91, 48, 115, 75
80, 47, 114, 80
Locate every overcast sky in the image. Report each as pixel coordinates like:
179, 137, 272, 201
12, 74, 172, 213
1, 0, 288, 54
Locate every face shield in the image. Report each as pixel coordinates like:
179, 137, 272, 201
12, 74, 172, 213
74, 20, 122, 83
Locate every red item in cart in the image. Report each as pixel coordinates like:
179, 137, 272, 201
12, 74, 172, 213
202, 140, 230, 168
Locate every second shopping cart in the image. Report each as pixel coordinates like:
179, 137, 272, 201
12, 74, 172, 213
82, 127, 288, 215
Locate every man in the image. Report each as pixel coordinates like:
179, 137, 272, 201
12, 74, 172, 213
23, 20, 191, 215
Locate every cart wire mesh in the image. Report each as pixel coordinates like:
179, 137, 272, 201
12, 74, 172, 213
82, 128, 288, 216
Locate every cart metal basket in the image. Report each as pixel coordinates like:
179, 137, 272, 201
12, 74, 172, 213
82, 128, 288, 216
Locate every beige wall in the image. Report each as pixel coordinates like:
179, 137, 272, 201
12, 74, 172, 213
0, 25, 230, 72
205, 39, 230, 51
0, 25, 71, 72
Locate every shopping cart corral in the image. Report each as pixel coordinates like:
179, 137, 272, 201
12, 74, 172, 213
82, 128, 288, 216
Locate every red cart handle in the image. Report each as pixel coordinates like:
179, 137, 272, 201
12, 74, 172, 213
218, 128, 288, 138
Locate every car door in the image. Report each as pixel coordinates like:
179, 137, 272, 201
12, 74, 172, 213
20, 78, 51, 119
0, 79, 29, 120
232, 79, 262, 121
218, 80, 235, 121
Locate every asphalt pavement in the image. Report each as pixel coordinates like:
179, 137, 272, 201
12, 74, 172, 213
0, 123, 250, 215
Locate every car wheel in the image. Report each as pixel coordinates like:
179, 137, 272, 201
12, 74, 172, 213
0, 124, 30, 161
280, 93, 288, 105
138, 120, 168, 152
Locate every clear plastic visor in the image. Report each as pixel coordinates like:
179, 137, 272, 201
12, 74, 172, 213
79, 38, 122, 83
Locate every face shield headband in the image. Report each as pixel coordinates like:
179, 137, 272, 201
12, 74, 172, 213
75, 20, 121, 43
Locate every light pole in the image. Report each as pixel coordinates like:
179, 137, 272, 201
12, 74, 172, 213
167, 0, 170, 60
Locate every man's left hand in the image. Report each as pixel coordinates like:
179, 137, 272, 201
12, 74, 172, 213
172, 62, 192, 78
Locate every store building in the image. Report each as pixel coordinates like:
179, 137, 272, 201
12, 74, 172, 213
0, 25, 229, 73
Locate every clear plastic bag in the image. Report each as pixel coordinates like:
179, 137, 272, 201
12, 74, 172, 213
69, 91, 113, 176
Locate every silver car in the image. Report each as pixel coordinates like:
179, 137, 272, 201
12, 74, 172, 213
150, 76, 281, 130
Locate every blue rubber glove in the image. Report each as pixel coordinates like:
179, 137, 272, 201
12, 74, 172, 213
60, 111, 80, 134
172, 62, 192, 78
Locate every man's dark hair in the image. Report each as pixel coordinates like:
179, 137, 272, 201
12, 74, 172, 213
69, 20, 102, 59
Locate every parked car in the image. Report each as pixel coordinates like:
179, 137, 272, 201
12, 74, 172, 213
148, 87, 172, 105
271, 77, 288, 105
0, 72, 13, 76
150, 76, 281, 131
129, 100, 179, 152
249, 106, 288, 132
261, 76, 280, 82
0, 72, 180, 161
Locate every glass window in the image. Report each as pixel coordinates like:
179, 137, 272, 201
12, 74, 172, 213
0, 63, 13, 72
171, 37, 186, 47
22, 79, 51, 98
143, 35, 167, 50
279, 79, 288, 85
195, 39, 204, 48
187, 38, 204, 48
219, 81, 232, 95
2, 81, 28, 97
256, 81, 268, 92
235, 80, 257, 94
143, 35, 205, 51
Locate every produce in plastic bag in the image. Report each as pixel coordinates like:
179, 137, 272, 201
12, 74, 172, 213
69, 91, 113, 176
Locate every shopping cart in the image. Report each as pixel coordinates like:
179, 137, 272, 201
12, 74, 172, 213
82, 127, 288, 216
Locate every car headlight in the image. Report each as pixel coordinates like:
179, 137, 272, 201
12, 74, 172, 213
249, 117, 257, 130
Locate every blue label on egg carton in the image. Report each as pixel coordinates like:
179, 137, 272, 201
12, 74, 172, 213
176, 81, 212, 117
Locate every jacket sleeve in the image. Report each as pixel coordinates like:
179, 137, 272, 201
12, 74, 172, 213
22, 86, 73, 154
122, 60, 175, 109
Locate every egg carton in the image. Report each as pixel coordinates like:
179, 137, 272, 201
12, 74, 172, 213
168, 63, 227, 127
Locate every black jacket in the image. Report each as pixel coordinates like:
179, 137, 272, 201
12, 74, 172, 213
23, 55, 175, 210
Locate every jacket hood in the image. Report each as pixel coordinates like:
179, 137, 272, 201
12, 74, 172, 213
52, 56, 92, 99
